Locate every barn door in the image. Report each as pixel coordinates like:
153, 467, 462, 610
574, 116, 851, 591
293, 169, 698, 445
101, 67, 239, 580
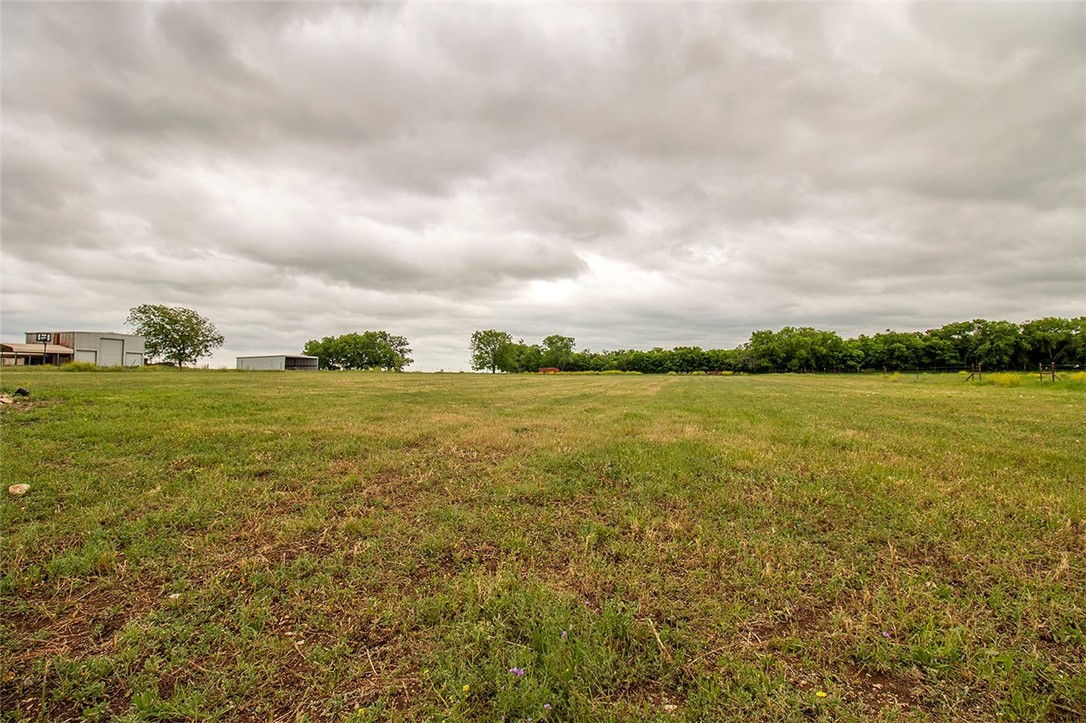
99, 338, 124, 366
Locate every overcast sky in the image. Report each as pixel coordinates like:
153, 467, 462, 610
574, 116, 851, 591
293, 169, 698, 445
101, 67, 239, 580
2, 2, 1083, 370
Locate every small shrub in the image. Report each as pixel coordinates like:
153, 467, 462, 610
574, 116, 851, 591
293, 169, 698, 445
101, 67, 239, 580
985, 372, 1022, 387
60, 362, 100, 372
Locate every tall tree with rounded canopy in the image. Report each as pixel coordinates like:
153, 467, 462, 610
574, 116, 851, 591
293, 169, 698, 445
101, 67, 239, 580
541, 334, 575, 371
470, 329, 513, 373
126, 304, 225, 368
1021, 317, 1079, 367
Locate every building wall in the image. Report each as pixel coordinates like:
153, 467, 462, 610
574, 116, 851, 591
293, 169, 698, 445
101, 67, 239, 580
285, 356, 319, 371
236, 355, 319, 371
237, 356, 287, 371
25, 332, 145, 367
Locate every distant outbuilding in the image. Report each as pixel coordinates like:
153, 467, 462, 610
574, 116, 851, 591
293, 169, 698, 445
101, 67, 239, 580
236, 355, 319, 371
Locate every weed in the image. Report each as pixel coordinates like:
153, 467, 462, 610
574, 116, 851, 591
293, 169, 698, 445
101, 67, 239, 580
59, 362, 101, 372
984, 372, 1023, 387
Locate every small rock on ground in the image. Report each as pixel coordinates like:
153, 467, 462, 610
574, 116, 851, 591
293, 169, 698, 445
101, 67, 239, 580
8, 484, 30, 496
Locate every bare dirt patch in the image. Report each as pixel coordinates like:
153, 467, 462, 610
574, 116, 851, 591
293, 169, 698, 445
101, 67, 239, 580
745, 601, 829, 645
844, 665, 925, 712
4, 578, 161, 664
1, 577, 162, 718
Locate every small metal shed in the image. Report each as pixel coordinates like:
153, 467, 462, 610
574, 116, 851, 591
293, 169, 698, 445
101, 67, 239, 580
236, 355, 319, 371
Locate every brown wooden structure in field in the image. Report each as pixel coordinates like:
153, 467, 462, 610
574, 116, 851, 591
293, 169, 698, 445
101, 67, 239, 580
1039, 363, 1060, 382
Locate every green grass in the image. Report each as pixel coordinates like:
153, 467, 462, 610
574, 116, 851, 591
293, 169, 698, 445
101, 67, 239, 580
1, 370, 1083, 721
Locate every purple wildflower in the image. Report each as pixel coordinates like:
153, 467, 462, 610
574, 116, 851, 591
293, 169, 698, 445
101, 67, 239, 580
560, 630, 568, 640
544, 703, 552, 710
881, 631, 891, 639
509, 667, 525, 677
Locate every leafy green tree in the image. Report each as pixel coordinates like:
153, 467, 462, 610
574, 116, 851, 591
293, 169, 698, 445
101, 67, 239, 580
1072, 317, 1086, 367
705, 348, 738, 372
867, 331, 925, 370
671, 346, 708, 373
470, 329, 514, 373
303, 331, 412, 371
928, 321, 979, 368
740, 330, 777, 373
541, 335, 576, 371
972, 320, 1022, 370
509, 341, 543, 373
921, 334, 961, 368
125, 304, 224, 368
742, 327, 844, 372
841, 339, 865, 371
1021, 317, 1078, 367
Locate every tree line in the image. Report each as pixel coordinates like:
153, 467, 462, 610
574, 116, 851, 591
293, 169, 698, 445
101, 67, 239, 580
121, 304, 1082, 374
303, 331, 412, 371
470, 317, 1085, 374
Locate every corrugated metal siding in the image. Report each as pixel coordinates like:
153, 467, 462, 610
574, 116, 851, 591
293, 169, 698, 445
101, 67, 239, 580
99, 338, 124, 366
21, 332, 144, 366
237, 355, 318, 371
237, 356, 287, 371
74, 332, 100, 351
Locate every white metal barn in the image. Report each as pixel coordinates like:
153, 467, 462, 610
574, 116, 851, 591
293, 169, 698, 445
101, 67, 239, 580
236, 355, 319, 371
21, 331, 145, 367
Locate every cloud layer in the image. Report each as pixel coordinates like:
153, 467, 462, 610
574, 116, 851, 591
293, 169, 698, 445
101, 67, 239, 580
3, 3, 1082, 369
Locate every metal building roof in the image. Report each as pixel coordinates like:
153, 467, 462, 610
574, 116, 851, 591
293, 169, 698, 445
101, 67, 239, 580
1, 343, 75, 355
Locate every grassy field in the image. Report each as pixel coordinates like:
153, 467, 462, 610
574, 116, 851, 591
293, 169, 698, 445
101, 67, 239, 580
1, 369, 1083, 722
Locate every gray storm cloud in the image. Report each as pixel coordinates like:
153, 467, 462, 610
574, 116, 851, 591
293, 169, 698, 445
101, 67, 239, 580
2, 2, 1082, 369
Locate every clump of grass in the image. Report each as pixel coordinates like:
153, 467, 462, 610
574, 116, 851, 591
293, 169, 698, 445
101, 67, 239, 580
131, 364, 168, 372
59, 361, 100, 372
1069, 371, 1086, 383
985, 372, 1023, 387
